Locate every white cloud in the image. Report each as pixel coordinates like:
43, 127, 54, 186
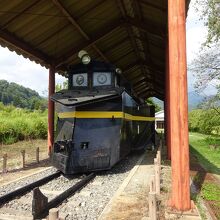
0, 46, 66, 96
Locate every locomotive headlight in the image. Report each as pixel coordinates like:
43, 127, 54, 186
78, 50, 91, 65
81, 54, 91, 65
93, 72, 111, 86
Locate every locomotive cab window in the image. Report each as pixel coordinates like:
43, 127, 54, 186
72, 73, 88, 87
93, 72, 112, 87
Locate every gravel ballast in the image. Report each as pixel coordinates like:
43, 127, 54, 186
0, 152, 144, 219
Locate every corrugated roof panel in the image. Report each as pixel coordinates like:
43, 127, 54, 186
0, 0, 31, 26
64, 0, 105, 19
0, 0, 191, 99
76, 1, 121, 36
39, 27, 83, 57
141, 1, 167, 26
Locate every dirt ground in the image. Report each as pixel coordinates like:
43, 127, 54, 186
0, 139, 48, 171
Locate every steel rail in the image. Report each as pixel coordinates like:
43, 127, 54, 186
0, 171, 61, 206
32, 172, 96, 219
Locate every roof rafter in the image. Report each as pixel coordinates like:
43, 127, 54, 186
55, 19, 121, 68
133, 1, 159, 92
52, 0, 109, 62
116, 0, 148, 85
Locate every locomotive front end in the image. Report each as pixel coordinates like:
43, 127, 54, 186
51, 59, 124, 174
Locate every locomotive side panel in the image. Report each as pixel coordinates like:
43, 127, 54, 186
132, 105, 155, 150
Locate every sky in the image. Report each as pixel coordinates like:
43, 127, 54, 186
0, 0, 209, 96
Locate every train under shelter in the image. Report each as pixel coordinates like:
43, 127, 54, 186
0, 0, 191, 212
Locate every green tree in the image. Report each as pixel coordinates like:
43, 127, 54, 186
190, 0, 220, 111
55, 80, 68, 92
195, 0, 220, 45
146, 98, 162, 112
0, 80, 46, 110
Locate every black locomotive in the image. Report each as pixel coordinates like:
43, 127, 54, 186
51, 58, 155, 174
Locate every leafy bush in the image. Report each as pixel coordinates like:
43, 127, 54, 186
189, 108, 220, 135
0, 103, 47, 144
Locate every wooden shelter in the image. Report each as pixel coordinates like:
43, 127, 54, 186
0, 0, 191, 211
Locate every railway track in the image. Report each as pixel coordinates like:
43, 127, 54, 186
0, 171, 96, 220
0, 171, 61, 206
32, 173, 95, 219
0, 153, 141, 220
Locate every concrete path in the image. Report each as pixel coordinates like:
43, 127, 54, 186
99, 151, 154, 220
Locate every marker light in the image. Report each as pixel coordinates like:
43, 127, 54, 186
116, 68, 122, 74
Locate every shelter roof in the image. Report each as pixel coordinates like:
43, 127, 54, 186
0, 0, 191, 100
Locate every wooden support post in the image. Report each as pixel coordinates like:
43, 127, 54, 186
154, 158, 160, 195
165, 42, 171, 160
149, 192, 157, 220
168, 0, 191, 211
150, 174, 156, 193
21, 150, 25, 168
157, 151, 161, 174
36, 147, 39, 163
49, 208, 59, 220
2, 153, 7, 173
48, 66, 55, 156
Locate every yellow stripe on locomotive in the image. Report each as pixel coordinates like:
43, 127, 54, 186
58, 111, 155, 121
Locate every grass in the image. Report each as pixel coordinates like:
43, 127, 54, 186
190, 132, 220, 219
201, 182, 220, 202
0, 104, 47, 144
0, 139, 48, 170
189, 132, 220, 176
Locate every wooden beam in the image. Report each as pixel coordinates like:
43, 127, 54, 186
165, 41, 171, 160
52, 0, 109, 62
168, 0, 191, 211
55, 20, 121, 68
48, 66, 55, 154
0, 28, 52, 65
